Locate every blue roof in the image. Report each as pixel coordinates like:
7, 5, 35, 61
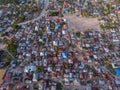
0, 28, 5, 32
64, 9, 69, 14
62, 52, 68, 58
100, 68, 105, 73
115, 79, 120, 84
115, 68, 120, 76
86, 86, 92, 90
34, 73, 38, 80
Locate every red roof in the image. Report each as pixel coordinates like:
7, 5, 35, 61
4, 74, 11, 81
34, 12, 39, 15
54, 18, 63, 23
54, 19, 59, 23
115, 10, 120, 13
73, 58, 78, 63
64, 1, 69, 5
85, 51, 90, 55
53, 57, 58, 63
48, 60, 52, 64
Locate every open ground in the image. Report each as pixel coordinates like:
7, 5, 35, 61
64, 14, 100, 32
0, 69, 5, 84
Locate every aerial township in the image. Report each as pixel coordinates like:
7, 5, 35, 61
0, 0, 120, 90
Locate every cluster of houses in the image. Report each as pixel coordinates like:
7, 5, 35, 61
1, 16, 120, 90
70, 29, 120, 89
1, 0, 120, 90
63, 0, 120, 17
78, 30, 120, 63
1, 12, 72, 89
0, 9, 11, 32
0, 0, 43, 33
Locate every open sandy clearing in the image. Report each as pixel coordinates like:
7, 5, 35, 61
64, 14, 100, 32
0, 69, 5, 84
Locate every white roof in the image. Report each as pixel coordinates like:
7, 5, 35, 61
53, 41, 58, 46
35, 26, 39, 31
26, 53, 31, 57
24, 65, 36, 73
93, 55, 97, 59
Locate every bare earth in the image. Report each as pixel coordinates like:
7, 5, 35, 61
0, 44, 6, 50
64, 14, 100, 32
0, 69, 5, 84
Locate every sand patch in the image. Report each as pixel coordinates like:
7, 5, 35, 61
0, 69, 6, 84
64, 14, 100, 32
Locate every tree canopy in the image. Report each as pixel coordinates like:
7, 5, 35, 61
0, 0, 20, 5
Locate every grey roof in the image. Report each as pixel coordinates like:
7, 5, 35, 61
0, 28, 5, 32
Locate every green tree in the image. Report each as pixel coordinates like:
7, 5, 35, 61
7, 39, 18, 52
6, 38, 18, 57
108, 44, 114, 50
76, 32, 80, 37
52, 63, 56, 67
50, 22, 55, 28
11, 24, 21, 30
17, 15, 26, 23
76, 32, 83, 37
38, 31, 43, 36
36, 66, 43, 72
0, 0, 20, 5
56, 83, 63, 90
39, 42, 45, 46
4, 59, 11, 67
